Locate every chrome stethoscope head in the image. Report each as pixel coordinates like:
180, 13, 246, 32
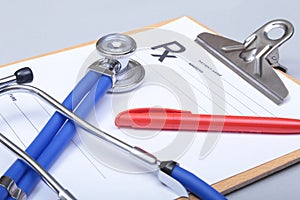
96, 33, 136, 62
90, 33, 145, 93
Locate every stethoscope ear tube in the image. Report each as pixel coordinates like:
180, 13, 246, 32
8, 75, 112, 198
0, 70, 101, 199
0, 67, 33, 89
0, 132, 77, 200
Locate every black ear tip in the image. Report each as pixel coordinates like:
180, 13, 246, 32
14, 67, 34, 84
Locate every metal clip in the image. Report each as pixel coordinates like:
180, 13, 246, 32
195, 19, 294, 104
88, 59, 120, 87
0, 176, 27, 200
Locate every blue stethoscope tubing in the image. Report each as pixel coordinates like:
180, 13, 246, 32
1, 69, 227, 200
171, 165, 227, 200
6, 74, 112, 199
0, 70, 104, 199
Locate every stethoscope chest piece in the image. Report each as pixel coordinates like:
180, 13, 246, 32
92, 33, 145, 93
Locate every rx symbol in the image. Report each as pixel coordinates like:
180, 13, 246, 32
151, 41, 186, 63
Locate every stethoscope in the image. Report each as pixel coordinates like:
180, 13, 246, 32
0, 33, 227, 200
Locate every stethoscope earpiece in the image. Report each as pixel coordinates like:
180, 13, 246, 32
14, 67, 34, 84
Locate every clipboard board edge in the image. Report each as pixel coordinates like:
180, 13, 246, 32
212, 148, 300, 195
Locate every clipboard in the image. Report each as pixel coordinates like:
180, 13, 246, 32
1, 16, 300, 199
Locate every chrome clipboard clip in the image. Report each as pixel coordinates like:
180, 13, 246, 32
195, 19, 294, 104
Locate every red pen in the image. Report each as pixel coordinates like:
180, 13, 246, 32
115, 108, 300, 134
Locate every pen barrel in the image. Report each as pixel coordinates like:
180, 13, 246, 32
116, 110, 300, 134
196, 115, 300, 134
